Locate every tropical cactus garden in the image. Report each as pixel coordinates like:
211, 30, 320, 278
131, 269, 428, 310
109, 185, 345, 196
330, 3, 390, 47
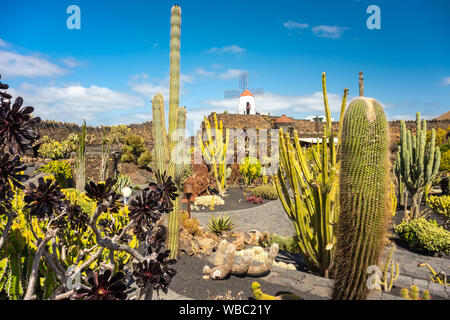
0, 3, 449, 305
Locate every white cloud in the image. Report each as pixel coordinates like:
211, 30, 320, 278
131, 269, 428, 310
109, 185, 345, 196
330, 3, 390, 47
387, 113, 438, 121
62, 57, 85, 68
9, 82, 145, 124
283, 20, 309, 31
195, 67, 216, 77
440, 76, 450, 86
0, 39, 8, 48
0, 50, 67, 78
128, 73, 194, 99
207, 45, 246, 54
312, 25, 349, 39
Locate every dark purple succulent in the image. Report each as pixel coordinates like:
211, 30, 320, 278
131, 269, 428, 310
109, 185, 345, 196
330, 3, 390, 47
72, 268, 127, 300
153, 171, 178, 213
84, 178, 120, 212
132, 259, 164, 290
24, 177, 65, 219
0, 153, 27, 190
128, 188, 163, 241
0, 75, 41, 155
144, 225, 167, 254
63, 200, 89, 232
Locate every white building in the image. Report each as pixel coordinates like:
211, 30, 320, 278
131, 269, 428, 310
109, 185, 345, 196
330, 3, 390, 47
238, 89, 256, 115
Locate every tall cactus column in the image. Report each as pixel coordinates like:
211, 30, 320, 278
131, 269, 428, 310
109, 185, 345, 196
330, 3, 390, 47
332, 97, 391, 300
167, 4, 182, 259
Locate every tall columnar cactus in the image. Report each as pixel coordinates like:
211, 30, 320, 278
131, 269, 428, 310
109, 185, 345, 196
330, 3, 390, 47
75, 120, 86, 192
151, 5, 186, 260
332, 97, 391, 300
198, 113, 230, 193
395, 113, 441, 221
274, 73, 348, 277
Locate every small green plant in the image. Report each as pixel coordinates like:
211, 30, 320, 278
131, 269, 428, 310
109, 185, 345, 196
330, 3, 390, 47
137, 150, 152, 168
395, 218, 450, 255
248, 184, 278, 200
37, 160, 73, 188
427, 195, 450, 229
208, 215, 235, 235
266, 234, 300, 254
121, 134, 146, 164
114, 174, 133, 193
239, 156, 261, 186
400, 285, 431, 300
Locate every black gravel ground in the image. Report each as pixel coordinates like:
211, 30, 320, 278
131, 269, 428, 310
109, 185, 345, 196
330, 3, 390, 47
169, 254, 322, 300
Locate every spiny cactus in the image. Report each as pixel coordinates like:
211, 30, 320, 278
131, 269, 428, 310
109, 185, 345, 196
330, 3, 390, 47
151, 5, 186, 259
400, 285, 431, 300
332, 97, 391, 300
274, 73, 348, 277
198, 112, 230, 193
75, 120, 86, 192
395, 112, 441, 221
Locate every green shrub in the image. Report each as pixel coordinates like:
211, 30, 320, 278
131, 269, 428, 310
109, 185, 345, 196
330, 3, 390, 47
38, 135, 78, 160
427, 195, 450, 228
37, 160, 72, 188
121, 134, 146, 164
440, 149, 450, 173
137, 150, 152, 168
394, 218, 450, 255
239, 156, 262, 185
249, 184, 278, 200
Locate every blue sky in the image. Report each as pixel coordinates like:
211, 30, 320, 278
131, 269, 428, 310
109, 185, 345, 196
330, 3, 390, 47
1, 0, 449, 134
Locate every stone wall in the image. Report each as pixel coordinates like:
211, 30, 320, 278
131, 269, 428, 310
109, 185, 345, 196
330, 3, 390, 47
204, 112, 450, 152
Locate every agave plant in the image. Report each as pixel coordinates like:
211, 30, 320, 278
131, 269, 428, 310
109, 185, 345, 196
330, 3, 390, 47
208, 214, 236, 235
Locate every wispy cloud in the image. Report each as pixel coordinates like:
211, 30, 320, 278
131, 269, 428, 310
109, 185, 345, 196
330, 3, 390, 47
283, 20, 309, 32
128, 73, 194, 99
312, 25, 349, 39
218, 69, 246, 80
62, 57, 85, 68
0, 50, 67, 78
0, 38, 8, 48
440, 76, 450, 86
195, 67, 216, 77
207, 45, 246, 54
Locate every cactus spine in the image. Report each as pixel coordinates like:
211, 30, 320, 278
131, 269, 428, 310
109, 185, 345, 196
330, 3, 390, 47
395, 113, 441, 221
198, 113, 230, 193
332, 97, 391, 300
151, 5, 186, 259
274, 73, 348, 277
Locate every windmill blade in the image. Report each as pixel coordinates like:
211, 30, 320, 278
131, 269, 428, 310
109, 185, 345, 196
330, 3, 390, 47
250, 88, 264, 96
224, 89, 241, 99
